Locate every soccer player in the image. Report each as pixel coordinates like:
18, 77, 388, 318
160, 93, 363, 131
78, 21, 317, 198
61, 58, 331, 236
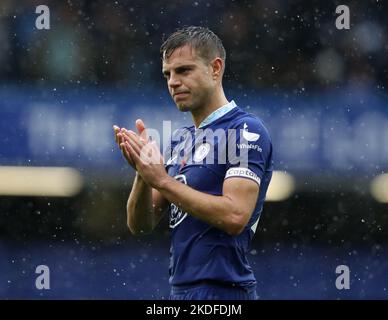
113, 26, 273, 300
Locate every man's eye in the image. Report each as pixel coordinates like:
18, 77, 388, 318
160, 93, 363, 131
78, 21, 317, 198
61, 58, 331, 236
177, 68, 190, 74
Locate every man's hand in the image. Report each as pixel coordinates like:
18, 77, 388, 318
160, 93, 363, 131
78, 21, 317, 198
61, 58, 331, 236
113, 124, 136, 168
119, 120, 169, 189
113, 119, 151, 168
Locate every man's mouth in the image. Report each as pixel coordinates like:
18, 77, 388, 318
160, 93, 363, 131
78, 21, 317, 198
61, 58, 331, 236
173, 92, 190, 98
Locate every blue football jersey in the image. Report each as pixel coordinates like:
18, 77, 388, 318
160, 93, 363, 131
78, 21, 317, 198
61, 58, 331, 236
164, 101, 273, 287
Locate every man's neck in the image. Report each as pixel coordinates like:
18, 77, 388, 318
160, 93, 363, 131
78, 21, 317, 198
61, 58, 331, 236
191, 91, 229, 128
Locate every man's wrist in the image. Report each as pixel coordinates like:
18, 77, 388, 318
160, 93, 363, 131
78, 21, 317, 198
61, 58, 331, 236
135, 172, 146, 185
155, 174, 173, 191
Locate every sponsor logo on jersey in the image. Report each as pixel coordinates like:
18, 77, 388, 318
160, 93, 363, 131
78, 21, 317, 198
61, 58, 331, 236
237, 143, 262, 152
236, 123, 262, 152
242, 123, 260, 142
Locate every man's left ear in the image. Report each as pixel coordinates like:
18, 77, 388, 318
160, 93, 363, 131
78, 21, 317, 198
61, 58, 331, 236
211, 58, 223, 80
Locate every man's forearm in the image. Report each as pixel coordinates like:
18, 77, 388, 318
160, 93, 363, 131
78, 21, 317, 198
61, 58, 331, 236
127, 173, 155, 235
157, 176, 245, 235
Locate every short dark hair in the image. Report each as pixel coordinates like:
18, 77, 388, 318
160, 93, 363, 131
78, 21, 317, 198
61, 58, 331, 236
160, 26, 226, 64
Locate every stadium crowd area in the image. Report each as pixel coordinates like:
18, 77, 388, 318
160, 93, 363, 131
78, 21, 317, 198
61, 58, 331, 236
0, 0, 386, 90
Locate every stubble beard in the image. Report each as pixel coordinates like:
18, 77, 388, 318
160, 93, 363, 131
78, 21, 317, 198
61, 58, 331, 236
175, 96, 199, 112
175, 89, 211, 113
176, 102, 194, 112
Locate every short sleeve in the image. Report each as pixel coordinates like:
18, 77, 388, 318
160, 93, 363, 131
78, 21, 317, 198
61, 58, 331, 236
225, 117, 272, 186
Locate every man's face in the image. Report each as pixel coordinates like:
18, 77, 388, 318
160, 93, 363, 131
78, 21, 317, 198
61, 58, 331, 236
162, 45, 215, 112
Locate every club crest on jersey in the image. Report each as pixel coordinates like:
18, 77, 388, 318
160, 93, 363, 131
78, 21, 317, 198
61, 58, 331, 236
193, 143, 211, 162
169, 174, 188, 228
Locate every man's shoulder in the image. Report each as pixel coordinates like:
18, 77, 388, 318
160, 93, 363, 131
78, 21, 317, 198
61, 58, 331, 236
227, 107, 270, 136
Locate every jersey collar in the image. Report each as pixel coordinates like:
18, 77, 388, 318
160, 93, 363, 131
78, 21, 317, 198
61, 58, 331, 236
197, 100, 237, 129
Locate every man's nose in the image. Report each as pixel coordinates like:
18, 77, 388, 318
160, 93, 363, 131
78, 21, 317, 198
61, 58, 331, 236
168, 74, 181, 88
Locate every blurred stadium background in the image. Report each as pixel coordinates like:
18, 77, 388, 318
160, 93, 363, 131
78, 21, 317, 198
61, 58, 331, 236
1, 0, 388, 299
